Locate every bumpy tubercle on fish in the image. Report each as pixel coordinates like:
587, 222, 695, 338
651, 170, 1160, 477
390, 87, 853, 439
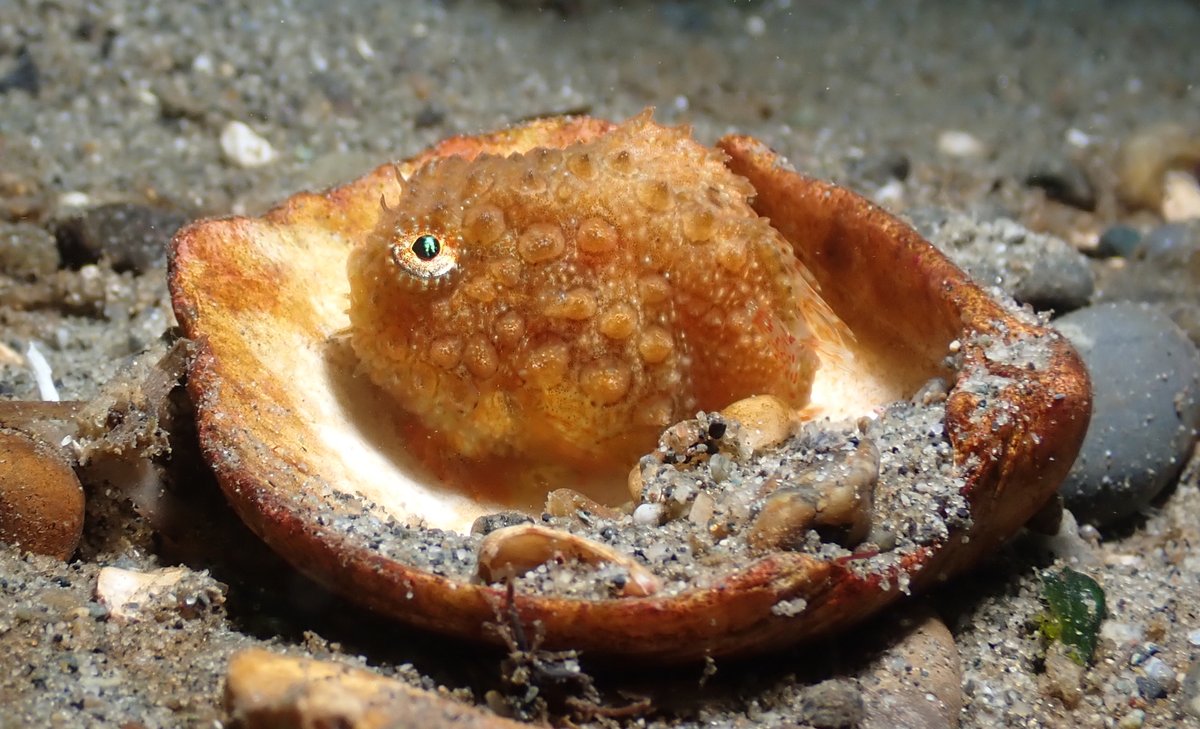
346, 110, 849, 509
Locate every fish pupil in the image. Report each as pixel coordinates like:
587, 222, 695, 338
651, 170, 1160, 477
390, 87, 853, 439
412, 235, 441, 261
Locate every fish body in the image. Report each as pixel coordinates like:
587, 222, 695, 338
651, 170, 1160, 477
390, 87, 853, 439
348, 111, 839, 499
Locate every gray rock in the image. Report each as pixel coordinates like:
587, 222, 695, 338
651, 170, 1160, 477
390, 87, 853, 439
1096, 221, 1200, 346
54, 203, 187, 275
1135, 222, 1196, 264
1094, 224, 1141, 259
1025, 156, 1097, 211
1055, 302, 1200, 525
929, 215, 1094, 313
1136, 656, 1177, 699
797, 679, 865, 729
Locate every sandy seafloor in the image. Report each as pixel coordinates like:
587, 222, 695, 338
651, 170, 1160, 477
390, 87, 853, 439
2, 0, 1200, 727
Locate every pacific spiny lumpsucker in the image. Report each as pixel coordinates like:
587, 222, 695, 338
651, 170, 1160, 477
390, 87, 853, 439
348, 110, 845, 503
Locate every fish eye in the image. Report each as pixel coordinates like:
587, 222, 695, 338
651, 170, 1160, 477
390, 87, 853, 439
388, 231, 458, 281
412, 234, 441, 261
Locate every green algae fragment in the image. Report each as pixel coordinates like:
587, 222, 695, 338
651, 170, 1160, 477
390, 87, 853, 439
1039, 566, 1106, 665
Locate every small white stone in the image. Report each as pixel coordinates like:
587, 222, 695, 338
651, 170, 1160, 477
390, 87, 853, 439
135, 87, 158, 107
1065, 127, 1092, 148
1187, 628, 1200, 646
191, 53, 214, 74
770, 597, 807, 617
57, 191, 92, 209
220, 120, 278, 168
632, 502, 666, 526
354, 35, 376, 59
937, 129, 987, 158
873, 178, 906, 207
309, 50, 328, 73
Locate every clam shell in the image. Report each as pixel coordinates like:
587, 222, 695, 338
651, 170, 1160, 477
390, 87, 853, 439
169, 116, 1090, 661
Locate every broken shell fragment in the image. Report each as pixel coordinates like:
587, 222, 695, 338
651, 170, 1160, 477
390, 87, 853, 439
626, 463, 645, 502
95, 565, 189, 622
477, 524, 660, 598
748, 488, 819, 553
169, 113, 1091, 661
0, 428, 84, 560
798, 438, 880, 546
748, 439, 879, 553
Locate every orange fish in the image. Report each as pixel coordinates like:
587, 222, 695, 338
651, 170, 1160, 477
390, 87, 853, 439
347, 110, 845, 503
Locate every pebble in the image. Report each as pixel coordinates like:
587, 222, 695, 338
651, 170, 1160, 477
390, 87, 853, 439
1043, 642, 1085, 708
1182, 660, 1200, 718
1097, 221, 1200, 345
1135, 222, 1194, 264
0, 221, 59, 278
1065, 128, 1093, 148
937, 129, 987, 158
1100, 620, 1146, 647
412, 103, 446, 129
1137, 656, 1177, 699
797, 680, 864, 729
0, 428, 84, 560
0, 47, 39, 95
54, 203, 187, 274
721, 394, 795, 454
1055, 302, 1200, 525
851, 150, 911, 187
1129, 643, 1161, 666
1163, 169, 1200, 221
1094, 224, 1141, 258
857, 605, 962, 729
872, 178, 906, 207
1115, 122, 1200, 213
0, 139, 50, 223
1025, 156, 1097, 211
219, 120, 278, 168
632, 502, 666, 526
1025, 508, 1100, 566
744, 14, 766, 37
1117, 709, 1146, 729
